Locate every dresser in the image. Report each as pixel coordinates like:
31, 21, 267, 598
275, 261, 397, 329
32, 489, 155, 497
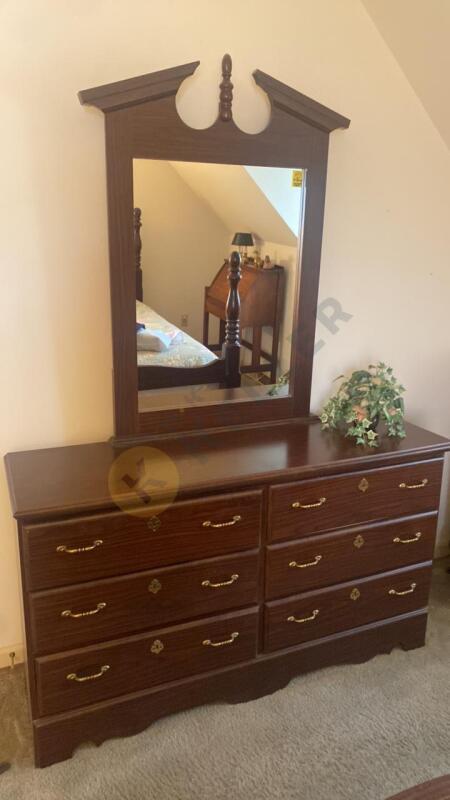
5, 420, 448, 767
203, 261, 285, 383
7, 55, 447, 770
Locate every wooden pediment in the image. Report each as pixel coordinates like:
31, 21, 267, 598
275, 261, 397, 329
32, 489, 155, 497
78, 61, 200, 112
78, 55, 350, 135
253, 70, 350, 132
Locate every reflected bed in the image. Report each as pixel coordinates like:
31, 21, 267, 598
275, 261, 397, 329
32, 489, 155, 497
136, 300, 218, 369
134, 207, 240, 391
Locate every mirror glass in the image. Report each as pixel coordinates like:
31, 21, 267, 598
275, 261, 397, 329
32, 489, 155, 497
133, 160, 305, 412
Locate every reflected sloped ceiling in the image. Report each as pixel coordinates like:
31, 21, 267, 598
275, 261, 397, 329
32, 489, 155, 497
169, 161, 299, 247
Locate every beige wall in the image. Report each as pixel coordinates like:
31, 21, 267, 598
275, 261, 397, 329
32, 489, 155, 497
134, 159, 229, 341
0, 0, 449, 659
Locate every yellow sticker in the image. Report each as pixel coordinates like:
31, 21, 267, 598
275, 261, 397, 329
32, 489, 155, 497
291, 170, 303, 188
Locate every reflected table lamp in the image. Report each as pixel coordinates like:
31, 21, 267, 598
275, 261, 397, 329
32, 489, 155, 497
232, 232, 254, 260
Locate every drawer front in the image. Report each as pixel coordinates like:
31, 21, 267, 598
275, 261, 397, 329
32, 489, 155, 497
268, 460, 443, 542
29, 550, 259, 654
266, 514, 437, 600
22, 490, 262, 591
264, 564, 431, 653
35, 607, 259, 717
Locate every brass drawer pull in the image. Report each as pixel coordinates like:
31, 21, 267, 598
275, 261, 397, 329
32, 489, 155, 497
393, 532, 422, 544
287, 609, 319, 624
202, 573, 239, 588
292, 497, 326, 510
203, 631, 239, 647
57, 539, 103, 555
399, 479, 428, 489
289, 555, 322, 569
202, 515, 241, 529
61, 602, 106, 619
66, 664, 110, 683
388, 582, 417, 596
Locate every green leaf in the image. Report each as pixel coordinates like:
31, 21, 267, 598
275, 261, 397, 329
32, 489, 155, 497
352, 371, 371, 381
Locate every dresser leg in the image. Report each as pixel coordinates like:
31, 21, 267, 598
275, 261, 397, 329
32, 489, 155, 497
33, 726, 75, 769
398, 615, 427, 651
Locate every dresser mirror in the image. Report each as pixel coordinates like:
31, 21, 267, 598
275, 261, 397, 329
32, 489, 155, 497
79, 55, 349, 439
133, 158, 304, 411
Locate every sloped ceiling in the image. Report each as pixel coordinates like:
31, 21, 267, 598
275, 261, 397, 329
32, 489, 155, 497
169, 162, 298, 247
362, 0, 450, 149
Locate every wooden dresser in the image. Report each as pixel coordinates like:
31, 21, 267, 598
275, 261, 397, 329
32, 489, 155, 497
5, 420, 448, 767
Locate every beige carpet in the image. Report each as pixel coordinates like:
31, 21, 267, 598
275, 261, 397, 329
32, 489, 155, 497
0, 561, 449, 800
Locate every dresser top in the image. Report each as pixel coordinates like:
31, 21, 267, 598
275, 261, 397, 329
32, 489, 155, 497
4, 420, 448, 521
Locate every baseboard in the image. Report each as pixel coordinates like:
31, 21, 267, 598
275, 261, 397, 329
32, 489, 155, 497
0, 643, 24, 669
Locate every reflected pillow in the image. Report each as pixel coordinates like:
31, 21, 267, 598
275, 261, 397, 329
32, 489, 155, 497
136, 328, 173, 352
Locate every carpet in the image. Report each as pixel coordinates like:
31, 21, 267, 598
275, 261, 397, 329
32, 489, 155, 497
0, 561, 448, 800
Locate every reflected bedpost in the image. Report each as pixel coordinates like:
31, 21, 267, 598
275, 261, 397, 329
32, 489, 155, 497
133, 207, 143, 302
224, 250, 242, 388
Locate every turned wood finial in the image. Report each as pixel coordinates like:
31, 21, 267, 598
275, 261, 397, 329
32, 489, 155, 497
219, 54, 233, 122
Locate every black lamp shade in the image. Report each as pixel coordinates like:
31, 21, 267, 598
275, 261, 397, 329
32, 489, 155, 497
232, 232, 254, 247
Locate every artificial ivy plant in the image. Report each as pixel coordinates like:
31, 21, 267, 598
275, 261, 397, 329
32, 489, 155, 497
320, 362, 406, 447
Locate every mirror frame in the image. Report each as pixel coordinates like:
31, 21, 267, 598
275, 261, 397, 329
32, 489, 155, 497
79, 55, 350, 441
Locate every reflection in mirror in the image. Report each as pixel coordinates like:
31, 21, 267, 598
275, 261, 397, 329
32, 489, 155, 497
133, 160, 304, 412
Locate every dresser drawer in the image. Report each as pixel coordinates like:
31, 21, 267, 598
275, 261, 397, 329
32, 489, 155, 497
22, 490, 262, 591
266, 514, 437, 600
35, 607, 259, 717
263, 564, 431, 653
268, 460, 443, 542
29, 550, 259, 654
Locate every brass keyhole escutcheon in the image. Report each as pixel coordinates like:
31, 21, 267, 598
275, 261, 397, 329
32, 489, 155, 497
148, 579, 162, 594
358, 478, 369, 493
147, 516, 161, 532
353, 534, 365, 549
350, 588, 361, 601
150, 639, 164, 655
